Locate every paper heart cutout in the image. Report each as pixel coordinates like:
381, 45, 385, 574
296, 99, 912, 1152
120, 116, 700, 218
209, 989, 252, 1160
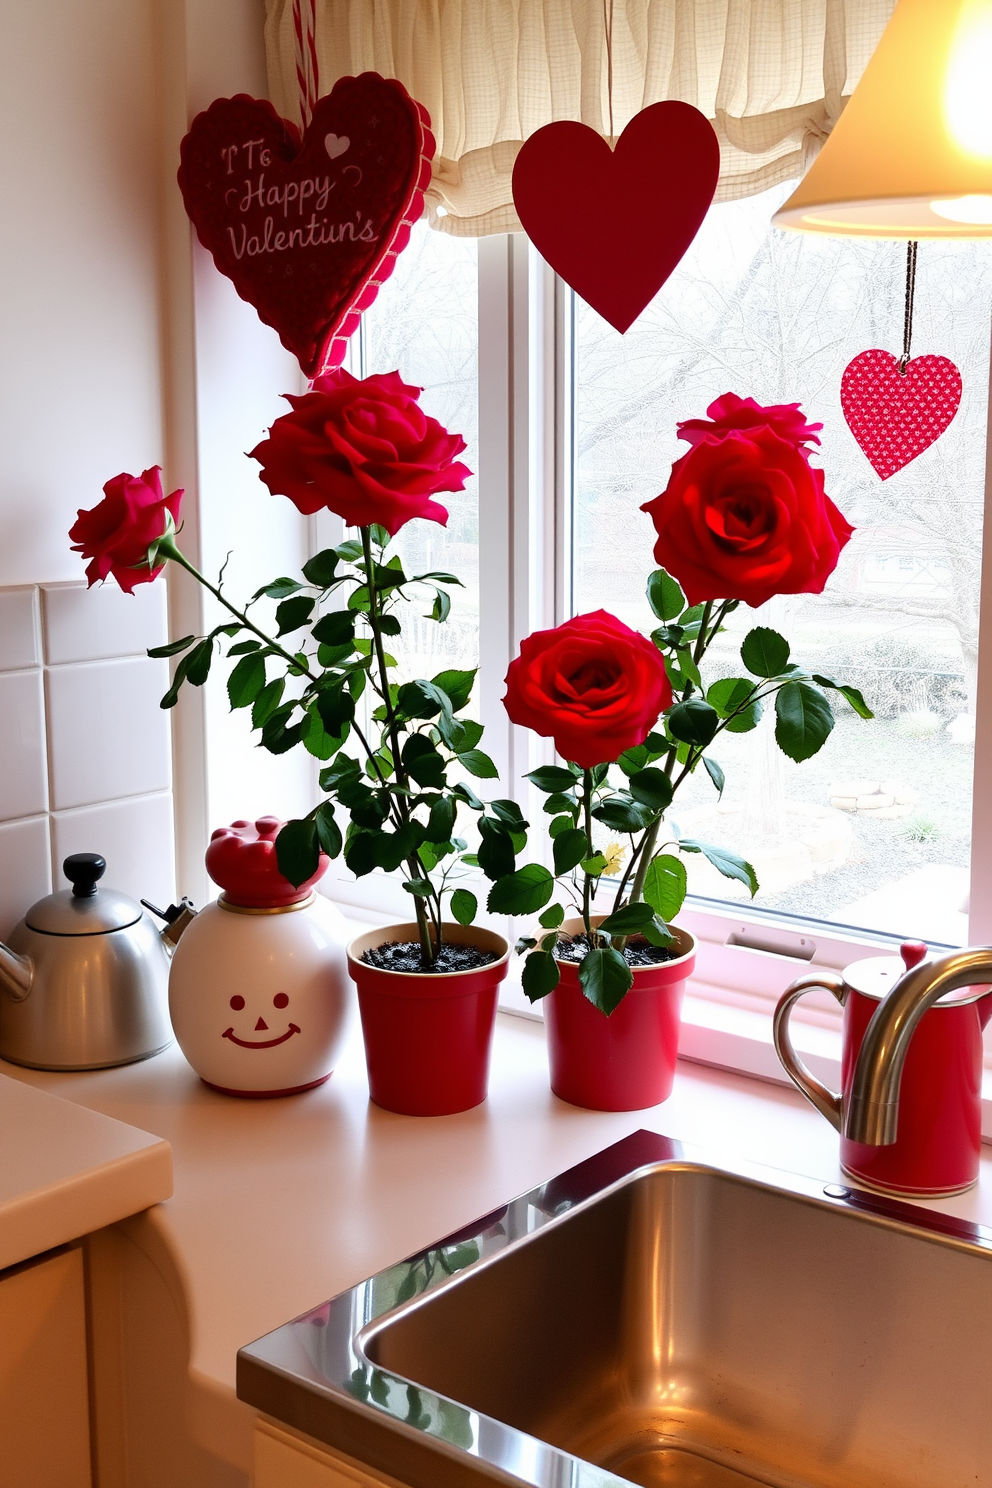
841, 349, 962, 480
178, 74, 434, 378
512, 101, 720, 333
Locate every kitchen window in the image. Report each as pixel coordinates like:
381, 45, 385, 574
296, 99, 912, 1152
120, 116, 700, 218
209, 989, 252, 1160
310, 193, 992, 1093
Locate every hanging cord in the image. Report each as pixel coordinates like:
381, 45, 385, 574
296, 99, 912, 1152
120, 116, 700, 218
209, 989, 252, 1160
899, 240, 918, 375
292, 0, 319, 129
603, 0, 615, 140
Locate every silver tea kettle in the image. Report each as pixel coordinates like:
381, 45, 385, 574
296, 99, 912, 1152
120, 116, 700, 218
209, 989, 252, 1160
0, 853, 195, 1070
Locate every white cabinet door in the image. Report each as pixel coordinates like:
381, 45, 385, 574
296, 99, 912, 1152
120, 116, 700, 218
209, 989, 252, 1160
255, 1421, 407, 1488
0, 1245, 91, 1488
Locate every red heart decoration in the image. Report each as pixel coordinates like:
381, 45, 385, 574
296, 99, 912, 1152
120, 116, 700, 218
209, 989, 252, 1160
178, 74, 434, 378
840, 349, 962, 480
512, 102, 720, 333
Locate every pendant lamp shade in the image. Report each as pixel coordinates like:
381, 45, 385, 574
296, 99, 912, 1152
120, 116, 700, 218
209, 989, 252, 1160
774, 0, 992, 237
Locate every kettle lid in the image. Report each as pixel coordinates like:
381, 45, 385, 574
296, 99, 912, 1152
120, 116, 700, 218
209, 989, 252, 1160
25, 854, 141, 935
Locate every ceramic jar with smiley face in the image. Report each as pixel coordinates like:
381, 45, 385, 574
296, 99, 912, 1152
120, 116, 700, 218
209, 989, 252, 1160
168, 817, 353, 1096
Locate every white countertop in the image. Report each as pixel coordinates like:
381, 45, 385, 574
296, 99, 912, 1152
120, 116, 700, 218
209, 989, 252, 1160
0, 1071, 172, 1271
3, 1015, 991, 1477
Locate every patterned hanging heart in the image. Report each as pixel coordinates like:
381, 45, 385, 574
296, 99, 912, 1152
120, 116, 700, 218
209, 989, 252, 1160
511, 101, 720, 333
840, 349, 962, 480
177, 74, 434, 378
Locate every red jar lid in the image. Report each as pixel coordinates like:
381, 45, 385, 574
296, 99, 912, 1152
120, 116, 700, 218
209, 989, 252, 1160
205, 816, 328, 908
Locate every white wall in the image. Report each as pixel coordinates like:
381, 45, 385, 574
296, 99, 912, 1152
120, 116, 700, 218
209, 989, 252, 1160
0, 0, 314, 924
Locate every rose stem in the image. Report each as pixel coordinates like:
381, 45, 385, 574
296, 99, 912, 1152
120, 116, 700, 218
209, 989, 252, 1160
626, 598, 721, 910
360, 528, 438, 966
581, 769, 598, 945
156, 533, 400, 824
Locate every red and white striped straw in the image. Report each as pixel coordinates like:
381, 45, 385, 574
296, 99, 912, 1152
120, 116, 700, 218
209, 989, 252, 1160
292, 0, 319, 128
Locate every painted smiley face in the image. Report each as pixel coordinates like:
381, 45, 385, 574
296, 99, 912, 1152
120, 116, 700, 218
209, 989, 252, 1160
222, 991, 301, 1050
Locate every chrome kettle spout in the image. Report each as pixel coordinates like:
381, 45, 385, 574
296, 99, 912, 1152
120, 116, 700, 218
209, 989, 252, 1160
0, 942, 33, 1001
141, 897, 197, 953
845, 946, 992, 1146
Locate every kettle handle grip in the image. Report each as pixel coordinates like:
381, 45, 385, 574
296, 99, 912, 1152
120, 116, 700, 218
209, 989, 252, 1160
773, 972, 847, 1132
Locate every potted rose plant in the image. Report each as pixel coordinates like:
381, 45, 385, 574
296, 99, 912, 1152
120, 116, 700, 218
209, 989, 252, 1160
69, 368, 534, 1116
502, 394, 871, 1112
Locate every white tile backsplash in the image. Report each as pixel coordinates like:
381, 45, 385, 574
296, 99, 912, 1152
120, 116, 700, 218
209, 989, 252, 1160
0, 815, 52, 938
46, 656, 172, 810
0, 670, 48, 818
0, 589, 41, 670
0, 581, 177, 935
42, 579, 168, 664
52, 792, 176, 910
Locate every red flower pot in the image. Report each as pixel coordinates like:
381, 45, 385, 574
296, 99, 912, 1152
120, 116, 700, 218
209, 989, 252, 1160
347, 923, 510, 1116
545, 922, 696, 1111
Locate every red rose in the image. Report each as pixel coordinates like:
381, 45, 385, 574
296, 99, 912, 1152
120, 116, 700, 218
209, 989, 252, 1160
249, 368, 472, 537
642, 394, 852, 609
676, 391, 822, 457
503, 610, 673, 769
69, 467, 182, 594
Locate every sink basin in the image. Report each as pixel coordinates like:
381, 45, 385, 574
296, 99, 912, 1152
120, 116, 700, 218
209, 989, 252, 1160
238, 1131, 992, 1488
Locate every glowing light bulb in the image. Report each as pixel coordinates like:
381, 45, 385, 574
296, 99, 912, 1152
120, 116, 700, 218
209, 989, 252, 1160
931, 193, 992, 223
945, 0, 992, 159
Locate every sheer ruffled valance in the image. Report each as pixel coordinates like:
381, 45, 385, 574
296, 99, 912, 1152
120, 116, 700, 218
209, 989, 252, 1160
263, 0, 895, 235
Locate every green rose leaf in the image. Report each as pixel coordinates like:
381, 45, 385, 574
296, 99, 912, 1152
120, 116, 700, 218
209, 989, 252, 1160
525, 765, 580, 793
227, 651, 266, 709
702, 756, 725, 798
148, 634, 196, 658
706, 677, 755, 717
377, 613, 402, 636
184, 638, 214, 687
344, 832, 378, 878
741, 627, 791, 678
276, 595, 315, 635
430, 590, 451, 623
553, 828, 589, 876
592, 798, 654, 833
539, 902, 565, 929
374, 823, 423, 873
302, 548, 339, 587
549, 813, 574, 838
312, 611, 356, 647
543, 791, 577, 816
226, 639, 262, 657
425, 794, 457, 844
666, 698, 719, 747
642, 854, 688, 920
628, 767, 674, 812
775, 681, 835, 763
402, 735, 447, 788
450, 888, 478, 926
314, 802, 343, 860
486, 864, 554, 915
315, 683, 355, 734
489, 798, 528, 831
646, 568, 686, 622
522, 949, 560, 1001
254, 576, 302, 601
578, 945, 633, 1015
811, 674, 875, 720
597, 901, 655, 935
252, 677, 286, 729
477, 818, 516, 880
680, 839, 758, 896
275, 817, 320, 887
431, 668, 476, 712
456, 749, 498, 779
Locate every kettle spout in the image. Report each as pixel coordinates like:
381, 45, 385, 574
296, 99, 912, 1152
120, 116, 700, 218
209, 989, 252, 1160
0, 942, 33, 1001
141, 897, 197, 956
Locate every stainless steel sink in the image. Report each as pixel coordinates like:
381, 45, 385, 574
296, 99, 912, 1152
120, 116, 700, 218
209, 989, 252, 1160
238, 1131, 992, 1488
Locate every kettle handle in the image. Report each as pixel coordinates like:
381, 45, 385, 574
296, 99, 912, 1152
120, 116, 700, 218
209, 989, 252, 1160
772, 971, 847, 1131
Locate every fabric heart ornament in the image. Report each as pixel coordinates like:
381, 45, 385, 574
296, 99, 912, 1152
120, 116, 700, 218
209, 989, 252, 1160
512, 101, 720, 333
178, 74, 434, 378
841, 349, 962, 480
